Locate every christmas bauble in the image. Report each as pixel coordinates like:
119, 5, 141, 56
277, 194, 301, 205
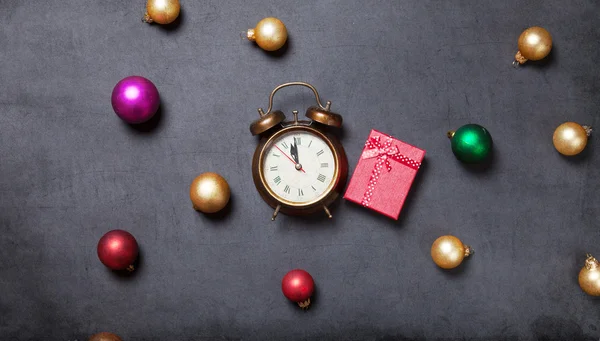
515, 26, 552, 64
282, 269, 314, 309
143, 0, 180, 25
89, 332, 123, 341
246, 17, 288, 51
97, 230, 139, 271
111, 76, 160, 124
579, 254, 600, 296
431, 235, 472, 269
190, 172, 231, 213
447, 124, 493, 164
553, 122, 591, 156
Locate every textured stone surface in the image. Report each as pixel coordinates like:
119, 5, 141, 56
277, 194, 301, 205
1, 0, 599, 340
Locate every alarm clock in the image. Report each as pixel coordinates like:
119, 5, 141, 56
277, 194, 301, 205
249, 82, 348, 220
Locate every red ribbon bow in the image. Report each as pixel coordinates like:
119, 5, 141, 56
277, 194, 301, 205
360, 135, 421, 207
361, 136, 400, 172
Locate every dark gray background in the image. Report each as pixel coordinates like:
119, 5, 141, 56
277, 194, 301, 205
1, 0, 599, 340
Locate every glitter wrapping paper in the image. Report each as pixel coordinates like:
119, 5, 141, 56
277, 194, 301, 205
344, 129, 426, 220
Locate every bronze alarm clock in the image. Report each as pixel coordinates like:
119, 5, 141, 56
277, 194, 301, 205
250, 82, 348, 220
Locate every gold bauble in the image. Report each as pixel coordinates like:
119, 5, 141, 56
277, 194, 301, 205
190, 172, 231, 213
246, 17, 288, 51
143, 0, 180, 25
553, 122, 591, 156
514, 26, 552, 64
89, 332, 123, 341
431, 235, 472, 269
578, 254, 600, 296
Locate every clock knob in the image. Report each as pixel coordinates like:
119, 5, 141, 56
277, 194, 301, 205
305, 105, 342, 128
249, 110, 286, 136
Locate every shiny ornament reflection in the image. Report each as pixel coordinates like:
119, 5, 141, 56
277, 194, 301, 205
553, 122, 591, 156
190, 172, 231, 213
111, 76, 160, 124
448, 124, 493, 164
514, 26, 552, 65
89, 332, 123, 341
281, 269, 314, 309
579, 254, 600, 296
97, 230, 139, 271
124, 86, 140, 100
246, 17, 288, 51
431, 235, 472, 269
143, 0, 180, 25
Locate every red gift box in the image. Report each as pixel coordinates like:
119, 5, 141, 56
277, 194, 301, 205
344, 130, 425, 219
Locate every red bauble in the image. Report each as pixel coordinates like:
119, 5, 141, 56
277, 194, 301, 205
97, 230, 139, 271
281, 269, 315, 309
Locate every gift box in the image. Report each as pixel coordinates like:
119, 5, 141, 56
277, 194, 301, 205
344, 130, 425, 219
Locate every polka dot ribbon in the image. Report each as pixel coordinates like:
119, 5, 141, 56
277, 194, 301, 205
360, 135, 421, 207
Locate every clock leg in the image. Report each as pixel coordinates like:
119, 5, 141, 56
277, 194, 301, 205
271, 205, 281, 221
323, 206, 332, 219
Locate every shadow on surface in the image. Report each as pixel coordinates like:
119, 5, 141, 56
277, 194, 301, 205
262, 35, 291, 58
109, 248, 143, 280
457, 145, 497, 174
124, 104, 164, 134
435, 250, 472, 278
396, 159, 428, 227
525, 43, 557, 68
157, 8, 185, 32
197, 194, 235, 222
280, 197, 343, 226
559, 135, 592, 164
344, 197, 396, 226
343, 159, 429, 228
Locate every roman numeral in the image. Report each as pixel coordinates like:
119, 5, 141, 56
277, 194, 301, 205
284, 185, 291, 194
281, 142, 288, 149
311, 186, 316, 191
298, 188, 304, 196
296, 137, 301, 145
308, 140, 313, 148
270, 166, 278, 171
272, 153, 280, 157
316, 149, 324, 156
317, 174, 326, 182
321, 163, 328, 168
273, 176, 281, 185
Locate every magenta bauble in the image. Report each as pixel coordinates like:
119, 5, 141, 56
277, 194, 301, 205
111, 76, 160, 124
97, 230, 139, 271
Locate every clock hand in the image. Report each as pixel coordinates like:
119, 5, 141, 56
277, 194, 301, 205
274, 145, 306, 173
290, 138, 304, 171
294, 137, 301, 165
290, 138, 299, 164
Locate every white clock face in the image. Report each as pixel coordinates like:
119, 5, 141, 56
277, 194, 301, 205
262, 129, 336, 205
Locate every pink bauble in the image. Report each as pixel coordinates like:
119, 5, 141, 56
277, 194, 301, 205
111, 76, 159, 124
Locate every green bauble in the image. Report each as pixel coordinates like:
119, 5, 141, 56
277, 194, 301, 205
448, 124, 493, 164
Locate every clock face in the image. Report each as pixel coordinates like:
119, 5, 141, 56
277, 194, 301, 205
261, 128, 337, 205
